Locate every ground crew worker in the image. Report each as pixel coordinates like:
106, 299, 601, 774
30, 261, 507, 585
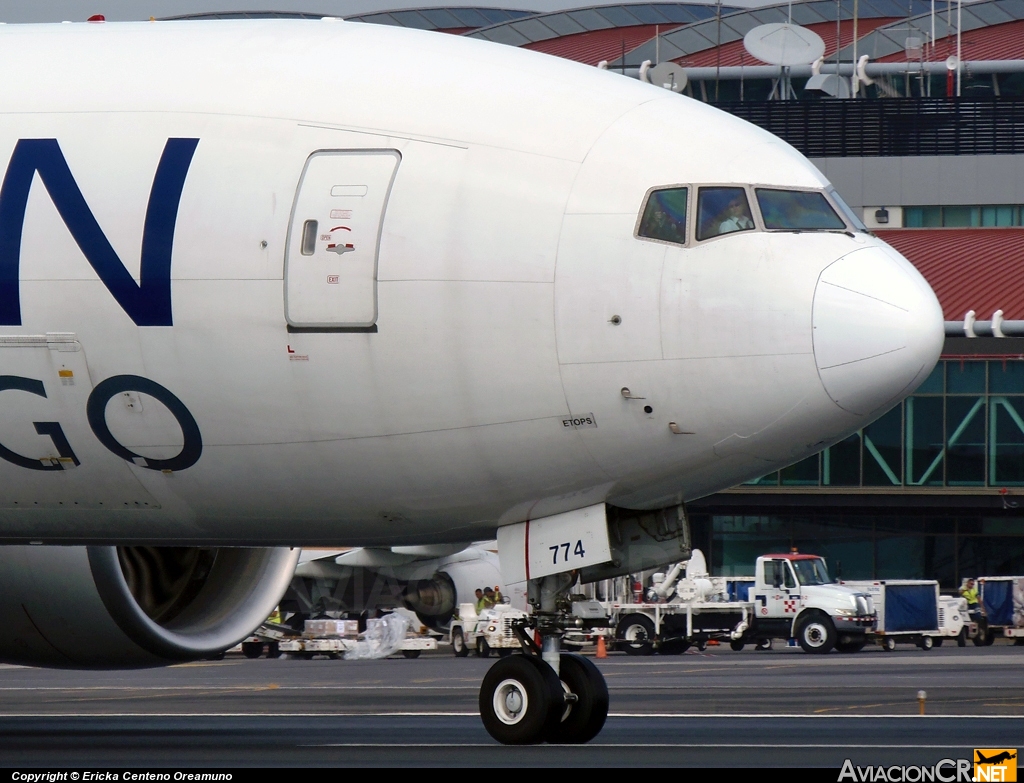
474, 588, 488, 613
962, 577, 978, 618
961, 579, 980, 611
482, 587, 497, 608
492, 586, 504, 604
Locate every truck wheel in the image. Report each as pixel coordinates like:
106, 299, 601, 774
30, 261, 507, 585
835, 638, 866, 653
402, 650, 421, 659
755, 638, 773, 651
919, 636, 934, 651
730, 640, 745, 652
479, 654, 563, 744
241, 642, 263, 659
659, 639, 689, 655
478, 638, 491, 658
796, 614, 836, 654
616, 614, 655, 656
452, 629, 470, 657
266, 642, 281, 658
933, 638, 944, 648
883, 637, 897, 652
957, 629, 967, 648
984, 630, 996, 646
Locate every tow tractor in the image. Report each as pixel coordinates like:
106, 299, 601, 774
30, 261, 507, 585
609, 550, 876, 653
449, 602, 528, 657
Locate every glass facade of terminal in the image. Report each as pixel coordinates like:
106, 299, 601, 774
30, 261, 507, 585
748, 359, 1024, 488
691, 511, 1024, 589
693, 359, 1024, 588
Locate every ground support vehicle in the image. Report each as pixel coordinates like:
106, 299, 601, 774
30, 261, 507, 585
449, 602, 530, 657
975, 576, 1024, 645
842, 580, 961, 650
609, 550, 876, 654
276, 617, 438, 659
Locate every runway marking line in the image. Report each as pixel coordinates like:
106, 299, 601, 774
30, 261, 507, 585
302, 743, 979, 749
0, 712, 1020, 719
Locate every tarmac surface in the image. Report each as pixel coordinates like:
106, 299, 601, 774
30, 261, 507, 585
1, 642, 1022, 768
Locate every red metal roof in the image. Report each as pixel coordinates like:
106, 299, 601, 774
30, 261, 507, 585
675, 18, 897, 67
875, 228, 1024, 321
762, 553, 824, 560
524, 23, 681, 65
877, 18, 1024, 62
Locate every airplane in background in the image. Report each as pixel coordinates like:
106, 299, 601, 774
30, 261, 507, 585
0, 18, 942, 744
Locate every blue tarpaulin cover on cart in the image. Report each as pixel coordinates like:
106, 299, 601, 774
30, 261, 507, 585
728, 580, 752, 601
983, 580, 1014, 625
884, 584, 937, 632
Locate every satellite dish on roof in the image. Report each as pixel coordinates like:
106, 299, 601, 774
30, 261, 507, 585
649, 62, 687, 93
744, 23, 826, 66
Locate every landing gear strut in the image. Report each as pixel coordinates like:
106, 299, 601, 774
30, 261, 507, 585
478, 572, 609, 745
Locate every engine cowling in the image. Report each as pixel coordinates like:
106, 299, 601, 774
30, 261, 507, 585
0, 544, 299, 667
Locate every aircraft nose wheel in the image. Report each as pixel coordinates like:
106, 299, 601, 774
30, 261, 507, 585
479, 653, 609, 744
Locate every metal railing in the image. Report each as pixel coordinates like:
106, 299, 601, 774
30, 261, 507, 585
713, 98, 1024, 157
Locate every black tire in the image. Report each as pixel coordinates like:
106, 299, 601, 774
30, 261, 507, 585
755, 638, 773, 651
984, 630, 996, 646
452, 629, 469, 657
1013, 638, 1024, 647
957, 629, 967, 648
616, 614, 655, 656
883, 637, 897, 652
477, 638, 491, 658
241, 642, 263, 659
658, 638, 690, 655
835, 638, 866, 653
730, 640, 745, 652
933, 638, 944, 648
479, 654, 563, 744
548, 654, 609, 744
796, 613, 836, 654
695, 639, 708, 652
919, 636, 934, 651
972, 632, 986, 647
402, 650, 421, 659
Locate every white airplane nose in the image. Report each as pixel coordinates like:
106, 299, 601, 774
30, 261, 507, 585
812, 246, 944, 416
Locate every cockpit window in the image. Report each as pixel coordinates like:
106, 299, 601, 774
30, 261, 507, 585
826, 186, 867, 231
697, 187, 755, 241
638, 187, 688, 245
756, 189, 846, 231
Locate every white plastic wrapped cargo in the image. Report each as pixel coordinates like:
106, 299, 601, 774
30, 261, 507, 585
344, 613, 411, 660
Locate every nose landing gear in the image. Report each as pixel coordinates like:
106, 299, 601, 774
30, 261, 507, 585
477, 573, 610, 745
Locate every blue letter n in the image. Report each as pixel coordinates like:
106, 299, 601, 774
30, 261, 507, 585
0, 138, 199, 326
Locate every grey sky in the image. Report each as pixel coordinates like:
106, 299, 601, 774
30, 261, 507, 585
0, 0, 788, 24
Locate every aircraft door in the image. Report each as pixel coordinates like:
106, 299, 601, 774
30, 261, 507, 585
0, 335, 157, 509
285, 150, 401, 329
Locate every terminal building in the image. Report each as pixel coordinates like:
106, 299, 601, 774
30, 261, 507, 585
64, 1, 1024, 587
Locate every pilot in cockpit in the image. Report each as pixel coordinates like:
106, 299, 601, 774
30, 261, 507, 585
696, 186, 756, 241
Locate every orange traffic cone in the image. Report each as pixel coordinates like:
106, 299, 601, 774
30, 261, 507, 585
596, 635, 607, 659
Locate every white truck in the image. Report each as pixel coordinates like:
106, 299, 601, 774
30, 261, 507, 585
610, 550, 877, 654
842, 580, 967, 650
449, 601, 529, 657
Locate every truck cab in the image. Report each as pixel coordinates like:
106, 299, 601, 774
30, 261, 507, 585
748, 554, 876, 653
